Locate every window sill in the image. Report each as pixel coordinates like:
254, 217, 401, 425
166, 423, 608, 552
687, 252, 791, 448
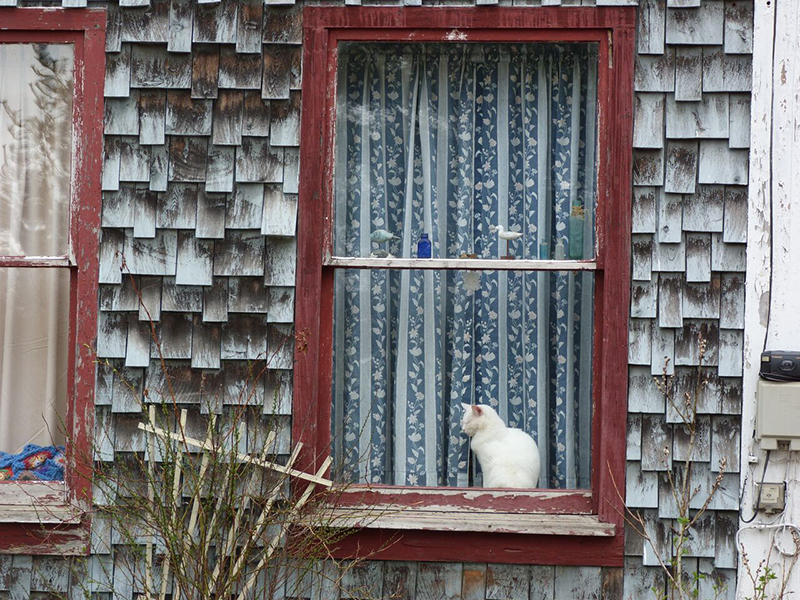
0, 481, 87, 555
323, 504, 615, 536
0, 481, 82, 524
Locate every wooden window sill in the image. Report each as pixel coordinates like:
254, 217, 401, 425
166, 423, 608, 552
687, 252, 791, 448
319, 505, 615, 537
0, 481, 82, 525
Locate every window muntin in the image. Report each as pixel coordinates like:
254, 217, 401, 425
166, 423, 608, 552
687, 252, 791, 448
330, 42, 598, 490
0, 43, 74, 478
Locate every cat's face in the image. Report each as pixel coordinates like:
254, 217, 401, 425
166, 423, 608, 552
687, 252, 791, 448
460, 403, 484, 436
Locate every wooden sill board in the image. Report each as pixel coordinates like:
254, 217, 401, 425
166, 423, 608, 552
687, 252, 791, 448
326, 257, 598, 271
0, 481, 81, 524
319, 506, 615, 536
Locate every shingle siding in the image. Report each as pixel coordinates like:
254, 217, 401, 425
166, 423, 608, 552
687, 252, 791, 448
0, 0, 751, 599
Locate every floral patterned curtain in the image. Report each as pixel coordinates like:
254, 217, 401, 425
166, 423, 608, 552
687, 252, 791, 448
332, 43, 597, 489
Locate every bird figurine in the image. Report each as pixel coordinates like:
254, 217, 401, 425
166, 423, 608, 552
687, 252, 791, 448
489, 225, 523, 259
370, 229, 399, 245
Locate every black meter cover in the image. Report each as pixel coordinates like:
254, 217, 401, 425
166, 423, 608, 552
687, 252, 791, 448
760, 351, 800, 382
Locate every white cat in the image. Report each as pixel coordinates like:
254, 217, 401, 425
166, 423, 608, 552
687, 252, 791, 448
460, 403, 541, 489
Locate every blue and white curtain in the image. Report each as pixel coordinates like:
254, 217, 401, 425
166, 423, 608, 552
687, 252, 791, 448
332, 43, 597, 489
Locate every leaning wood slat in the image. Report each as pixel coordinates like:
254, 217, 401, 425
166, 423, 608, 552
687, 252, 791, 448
155, 313, 193, 359
236, 138, 283, 183
283, 149, 300, 194
718, 329, 744, 377
138, 422, 333, 487
102, 137, 121, 191
106, 4, 123, 52
159, 409, 188, 600
711, 415, 740, 473
99, 229, 124, 285
626, 462, 658, 508
674, 321, 720, 367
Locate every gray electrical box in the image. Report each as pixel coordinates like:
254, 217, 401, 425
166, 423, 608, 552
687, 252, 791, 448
756, 379, 800, 451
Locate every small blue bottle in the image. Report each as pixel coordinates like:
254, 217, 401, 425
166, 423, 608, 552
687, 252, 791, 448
417, 233, 432, 258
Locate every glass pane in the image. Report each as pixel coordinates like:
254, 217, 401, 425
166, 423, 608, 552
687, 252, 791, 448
333, 42, 598, 261
0, 44, 74, 256
331, 269, 594, 489
0, 268, 69, 481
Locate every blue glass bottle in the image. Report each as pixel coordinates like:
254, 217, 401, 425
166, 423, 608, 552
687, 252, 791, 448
417, 233, 432, 258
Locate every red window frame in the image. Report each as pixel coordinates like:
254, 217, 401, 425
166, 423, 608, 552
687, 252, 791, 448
294, 6, 634, 566
0, 8, 105, 555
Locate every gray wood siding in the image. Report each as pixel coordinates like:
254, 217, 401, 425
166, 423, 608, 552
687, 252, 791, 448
0, 1, 750, 599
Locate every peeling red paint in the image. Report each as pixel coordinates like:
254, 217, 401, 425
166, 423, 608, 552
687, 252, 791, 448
0, 8, 105, 555
293, 6, 635, 566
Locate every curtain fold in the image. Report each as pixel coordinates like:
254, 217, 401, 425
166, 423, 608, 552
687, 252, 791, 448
0, 44, 73, 455
332, 43, 597, 489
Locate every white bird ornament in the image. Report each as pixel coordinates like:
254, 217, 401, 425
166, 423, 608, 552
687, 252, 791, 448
490, 225, 523, 259
370, 229, 399, 245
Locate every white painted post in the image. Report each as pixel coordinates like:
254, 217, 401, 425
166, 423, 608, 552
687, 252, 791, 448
739, 0, 800, 597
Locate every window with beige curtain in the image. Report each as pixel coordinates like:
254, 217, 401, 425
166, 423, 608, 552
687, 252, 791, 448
0, 43, 74, 456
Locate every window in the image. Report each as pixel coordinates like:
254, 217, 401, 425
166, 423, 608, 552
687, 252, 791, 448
0, 9, 105, 555
295, 7, 634, 565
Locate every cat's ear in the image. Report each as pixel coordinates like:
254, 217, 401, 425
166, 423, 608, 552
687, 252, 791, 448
472, 405, 483, 416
